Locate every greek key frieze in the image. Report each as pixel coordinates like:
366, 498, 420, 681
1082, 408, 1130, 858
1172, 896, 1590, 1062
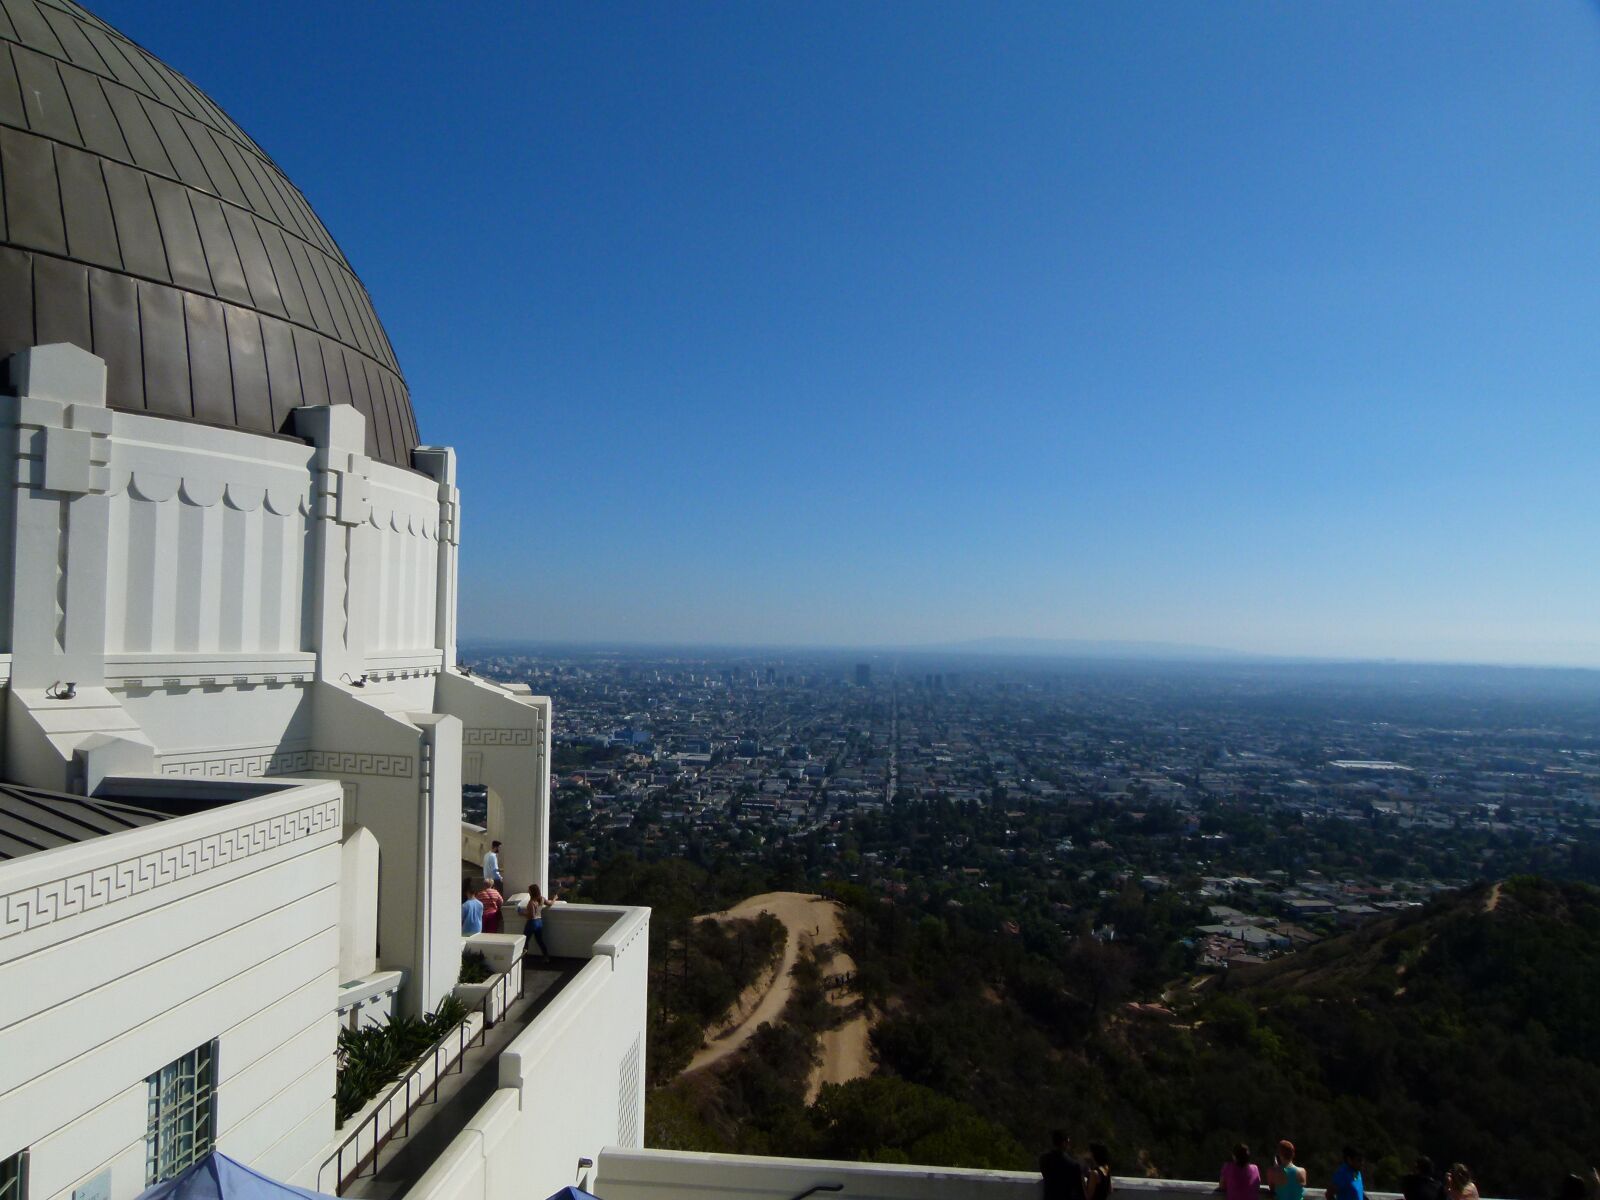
0, 799, 340, 941
303, 751, 416, 778
462, 727, 536, 747
162, 749, 312, 778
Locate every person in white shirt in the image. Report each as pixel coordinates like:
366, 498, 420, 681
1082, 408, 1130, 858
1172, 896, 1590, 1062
483, 840, 503, 893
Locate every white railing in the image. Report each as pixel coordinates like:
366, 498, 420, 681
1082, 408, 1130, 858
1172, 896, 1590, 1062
592, 1150, 1486, 1200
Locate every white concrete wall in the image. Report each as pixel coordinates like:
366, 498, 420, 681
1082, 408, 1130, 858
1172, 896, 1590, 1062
0, 346, 459, 792
100, 416, 318, 657
362, 460, 442, 656
405, 905, 651, 1200
436, 672, 551, 897
339, 827, 380, 981
594, 1149, 1045, 1200
0, 776, 344, 1200
304, 687, 464, 1015
0, 346, 532, 1021
0, 345, 574, 1191
591, 1153, 1442, 1200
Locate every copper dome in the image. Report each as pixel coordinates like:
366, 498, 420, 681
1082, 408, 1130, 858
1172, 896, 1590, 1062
0, 0, 418, 466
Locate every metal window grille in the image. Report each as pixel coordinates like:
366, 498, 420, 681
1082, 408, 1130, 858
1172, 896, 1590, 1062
0, 1151, 27, 1200
145, 1043, 217, 1185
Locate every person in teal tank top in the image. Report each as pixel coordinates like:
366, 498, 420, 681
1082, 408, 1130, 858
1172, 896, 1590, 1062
1267, 1140, 1307, 1200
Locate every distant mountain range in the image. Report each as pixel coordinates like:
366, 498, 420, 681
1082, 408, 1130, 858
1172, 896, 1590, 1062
459, 635, 1260, 661
917, 636, 1256, 660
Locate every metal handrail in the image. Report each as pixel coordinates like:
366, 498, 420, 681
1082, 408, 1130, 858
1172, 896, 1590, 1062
317, 960, 525, 1195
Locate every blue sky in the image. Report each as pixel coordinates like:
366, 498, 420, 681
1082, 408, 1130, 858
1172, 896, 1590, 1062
100, 2, 1600, 664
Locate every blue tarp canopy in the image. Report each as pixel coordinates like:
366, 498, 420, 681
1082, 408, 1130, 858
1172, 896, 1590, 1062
134, 1154, 336, 1200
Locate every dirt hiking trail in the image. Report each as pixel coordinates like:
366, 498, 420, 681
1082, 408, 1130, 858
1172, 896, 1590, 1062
683, 891, 874, 1097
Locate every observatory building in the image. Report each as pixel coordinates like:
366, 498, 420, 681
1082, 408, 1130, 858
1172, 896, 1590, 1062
0, 3, 646, 1198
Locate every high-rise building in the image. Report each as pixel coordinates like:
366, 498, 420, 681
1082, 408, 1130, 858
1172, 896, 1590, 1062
855, 663, 871, 686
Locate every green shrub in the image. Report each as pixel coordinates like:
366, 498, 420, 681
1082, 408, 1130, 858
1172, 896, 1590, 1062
459, 949, 493, 984
334, 995, 473, 1124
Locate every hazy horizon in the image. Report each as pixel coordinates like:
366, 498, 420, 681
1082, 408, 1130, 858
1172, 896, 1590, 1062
459, 633, 1600, 674
99, 1, 1600, 667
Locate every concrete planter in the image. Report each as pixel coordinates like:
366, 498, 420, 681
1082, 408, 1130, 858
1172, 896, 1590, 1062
452, 980, 504, 1025
322, 1010, 485, 1191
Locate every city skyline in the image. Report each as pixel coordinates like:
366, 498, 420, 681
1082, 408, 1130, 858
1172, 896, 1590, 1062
95, 1, 1600, 667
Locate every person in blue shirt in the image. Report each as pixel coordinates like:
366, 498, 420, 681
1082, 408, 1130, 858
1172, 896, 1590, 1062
1327, 1148, 1365, 1200
461, 877, 484, 935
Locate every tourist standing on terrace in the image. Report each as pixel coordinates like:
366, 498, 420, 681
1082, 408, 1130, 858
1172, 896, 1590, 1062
1039, 1130, 1087, 1200
483, 840, 504, 892
520, 883, 555, 960
1087, 1144, 1113, 1200
1327, 1148, 1366, 1200
462, 878, 484, 935
1267, 1140, 1307, 1200
1446, 1164, 1480, 1200
1402, 1157, 1445, 1200
1220, 1144, 1262, 1200
477, 878, 505, 934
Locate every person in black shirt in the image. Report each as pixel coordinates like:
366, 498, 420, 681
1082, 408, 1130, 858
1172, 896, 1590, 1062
1041, 1130, 1087, 1200
1087, 1143, 1114, 1200
1402, 1157, 1446, 1200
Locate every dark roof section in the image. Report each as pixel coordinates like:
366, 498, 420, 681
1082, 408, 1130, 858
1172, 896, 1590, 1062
0, 0, 419, 466
0, 781, 170, 860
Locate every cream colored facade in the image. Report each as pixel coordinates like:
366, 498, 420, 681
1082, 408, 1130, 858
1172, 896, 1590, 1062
0, 776, 345, 1198
0, 344, 649, 1200
1, 343, 548, 1016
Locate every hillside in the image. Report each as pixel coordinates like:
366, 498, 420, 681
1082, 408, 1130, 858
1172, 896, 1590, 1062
846, 876, 1599, 1196
1081, 878, 1600, 1195
621, 864, 1599, 1198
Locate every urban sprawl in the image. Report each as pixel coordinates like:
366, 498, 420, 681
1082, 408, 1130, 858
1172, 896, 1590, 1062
464, 648, 1600, 970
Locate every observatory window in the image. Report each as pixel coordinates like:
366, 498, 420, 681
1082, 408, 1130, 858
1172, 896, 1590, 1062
145, 1042, 218, 1184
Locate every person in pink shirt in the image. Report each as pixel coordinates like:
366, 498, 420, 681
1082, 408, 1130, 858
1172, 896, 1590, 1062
475, 878, 505, 934
1220, 1144, 1264, 1200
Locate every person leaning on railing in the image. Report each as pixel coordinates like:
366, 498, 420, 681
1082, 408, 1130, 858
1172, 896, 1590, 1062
1445, 1164, 1479, 1200
519, 883, 557, 961
1038, 1129, 1087, 1200
1220, 1143, 1261, 1200
1325, 1147, 1365, 1200
1086, 1144, 1112, 1200
1401, 1157, 1446, 1200
1266, 1140, 1307, 1200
